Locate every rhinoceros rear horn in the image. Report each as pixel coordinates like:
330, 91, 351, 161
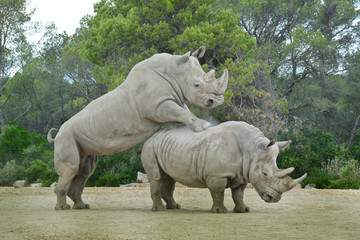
274, 167, 294, 178
212, 68, 228, 94
191, 46, 206, 59
176, 51, 191, 65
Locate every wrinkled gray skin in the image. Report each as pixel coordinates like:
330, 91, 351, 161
47, 46, 229, 210
141, 121, 307, 213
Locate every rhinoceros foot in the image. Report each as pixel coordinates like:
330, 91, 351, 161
73, 202, 90, 209
233, 205, 250, 213
192, 118, 210, 132
211, 204, 228, 213
166, 202, 181, 210
152, 204, 166, 212
55, 203, 71, 210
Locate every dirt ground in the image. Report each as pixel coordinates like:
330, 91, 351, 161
0, 185, 359, 240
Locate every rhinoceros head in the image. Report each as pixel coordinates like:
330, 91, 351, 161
249, 140, 307, 203
175, 46, 228, 108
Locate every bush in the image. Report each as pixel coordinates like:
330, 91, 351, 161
303, 158, 360, 189
25, 159, 58, 187
277, 124, 343, 178
301, 167, 336, 189
0, 160, 23, 186
87, 145, 144, 186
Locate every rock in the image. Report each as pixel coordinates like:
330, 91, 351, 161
305, 184, 316, 189
137, 172, 148, 183
120, 182, 150, 188
50, 182, 57, 188
30, 183, 42, 188
13, 180, 25, 188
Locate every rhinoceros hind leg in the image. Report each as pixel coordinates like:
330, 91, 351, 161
152, 204, 166, 212
161, 175, 180, 209
54, 172, 77, 210
149, 179, 166, 211
68, 156, 98, 209
231, 184, 250, 213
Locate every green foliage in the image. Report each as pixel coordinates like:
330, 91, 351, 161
302, 158, 360, 189
0, 160, 24, 186
301, 168, 336, 189
87, 145, 144, 187
277, 123, 343, 177
25, 159, 57, 187
0, 123, 55, 186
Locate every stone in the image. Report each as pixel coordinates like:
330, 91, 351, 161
137, 172, 148, 183
13, 180, 25, 188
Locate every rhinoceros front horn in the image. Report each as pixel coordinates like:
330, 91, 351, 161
283, 173, 307, 192
212, 68, 228, 94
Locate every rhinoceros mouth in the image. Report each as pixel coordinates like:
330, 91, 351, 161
262, 192, 281, 203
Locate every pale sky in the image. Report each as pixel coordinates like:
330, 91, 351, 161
28, 0, 99, 35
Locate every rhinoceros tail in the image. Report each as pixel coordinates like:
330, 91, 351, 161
47, 128, 58, 145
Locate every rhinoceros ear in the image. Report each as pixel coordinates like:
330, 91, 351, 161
191, 46, 206, 59
276, 140, 292, 151
258, 139, 275, 150
176, 51, 191, 65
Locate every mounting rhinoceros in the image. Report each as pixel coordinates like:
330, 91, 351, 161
141, 121, 307, 213
47, 46, 228, 210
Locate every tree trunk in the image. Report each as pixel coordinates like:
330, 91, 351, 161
346, 114, 360, 151
0, 107, 5, 133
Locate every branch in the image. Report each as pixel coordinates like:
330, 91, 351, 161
346, 113, 360, 151
9, 104, 32, 123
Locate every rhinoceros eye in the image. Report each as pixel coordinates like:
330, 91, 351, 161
194, 82, 201, 88
263, 172, 268, 176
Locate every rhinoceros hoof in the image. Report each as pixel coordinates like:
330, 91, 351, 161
73, 203, 90, 209
55, 203, 71, 210
211, 205, 228, 213
152, 204, 166, 212
233, 205, 250, 213
166, 202, 181, 209
192, 120, 210, 132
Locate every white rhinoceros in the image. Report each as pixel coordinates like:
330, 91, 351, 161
141, 121, 307, 213
47, 46, 228, 210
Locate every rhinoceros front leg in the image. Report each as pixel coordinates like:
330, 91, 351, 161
155, 101, 210, 132
207, 177, 228, 213
232, 184, 250, 213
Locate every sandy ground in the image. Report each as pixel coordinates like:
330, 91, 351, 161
0, 185, 359, 240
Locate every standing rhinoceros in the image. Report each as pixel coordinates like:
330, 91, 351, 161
141, 121, 307, 213
47, 46, 228, 210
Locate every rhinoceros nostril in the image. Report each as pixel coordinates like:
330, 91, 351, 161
263, 193, 273, 202
207, 99, 214, 107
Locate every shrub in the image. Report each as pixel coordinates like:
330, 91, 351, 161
25, 159, 58, 187
0, 160, 21, 186
302, 167, 336, 189
87, 145, 144, 186
277, 124, 343, 178
303, 158, 360, 189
